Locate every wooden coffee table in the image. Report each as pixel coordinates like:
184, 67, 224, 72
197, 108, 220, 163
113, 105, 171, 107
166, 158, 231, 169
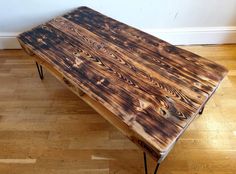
18, 6, 228, 174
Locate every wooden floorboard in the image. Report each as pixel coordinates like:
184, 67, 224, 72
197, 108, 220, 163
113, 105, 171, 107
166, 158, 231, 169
0, 44, 236, 173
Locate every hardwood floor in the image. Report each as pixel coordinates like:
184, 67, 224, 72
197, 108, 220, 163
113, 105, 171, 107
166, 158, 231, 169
0, 45, 236, 173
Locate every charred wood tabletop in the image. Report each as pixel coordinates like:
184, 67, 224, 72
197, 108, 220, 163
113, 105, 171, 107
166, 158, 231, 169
18, 6, 228, 165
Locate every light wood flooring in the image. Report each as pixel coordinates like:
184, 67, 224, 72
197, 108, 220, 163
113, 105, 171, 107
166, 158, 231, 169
0, 44, 236, 173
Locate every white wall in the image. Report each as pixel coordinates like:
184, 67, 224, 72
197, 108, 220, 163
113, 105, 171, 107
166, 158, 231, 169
1, 0, 236, 48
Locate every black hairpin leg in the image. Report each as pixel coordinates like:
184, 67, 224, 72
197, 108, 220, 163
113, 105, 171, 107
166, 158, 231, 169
199, 106, 205, 115
143, 152, 160, 174
35, 62, 44, 80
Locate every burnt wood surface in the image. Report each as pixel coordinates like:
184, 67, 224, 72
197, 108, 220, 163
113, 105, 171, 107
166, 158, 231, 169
18, 6, 228, 159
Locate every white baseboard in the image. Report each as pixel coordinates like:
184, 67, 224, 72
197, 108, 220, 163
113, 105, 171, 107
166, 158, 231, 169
144, 26, 236, 45
0, 32, 21, 49
1, 27, 236, 49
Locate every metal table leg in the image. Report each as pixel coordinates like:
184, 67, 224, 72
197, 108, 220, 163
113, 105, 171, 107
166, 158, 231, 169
143, 152, 160, 174
199, 106, 205, 115
35, 62, 44, 80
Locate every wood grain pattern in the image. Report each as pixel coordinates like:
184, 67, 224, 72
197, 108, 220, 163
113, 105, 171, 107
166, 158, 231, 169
17, 6, 228, 160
